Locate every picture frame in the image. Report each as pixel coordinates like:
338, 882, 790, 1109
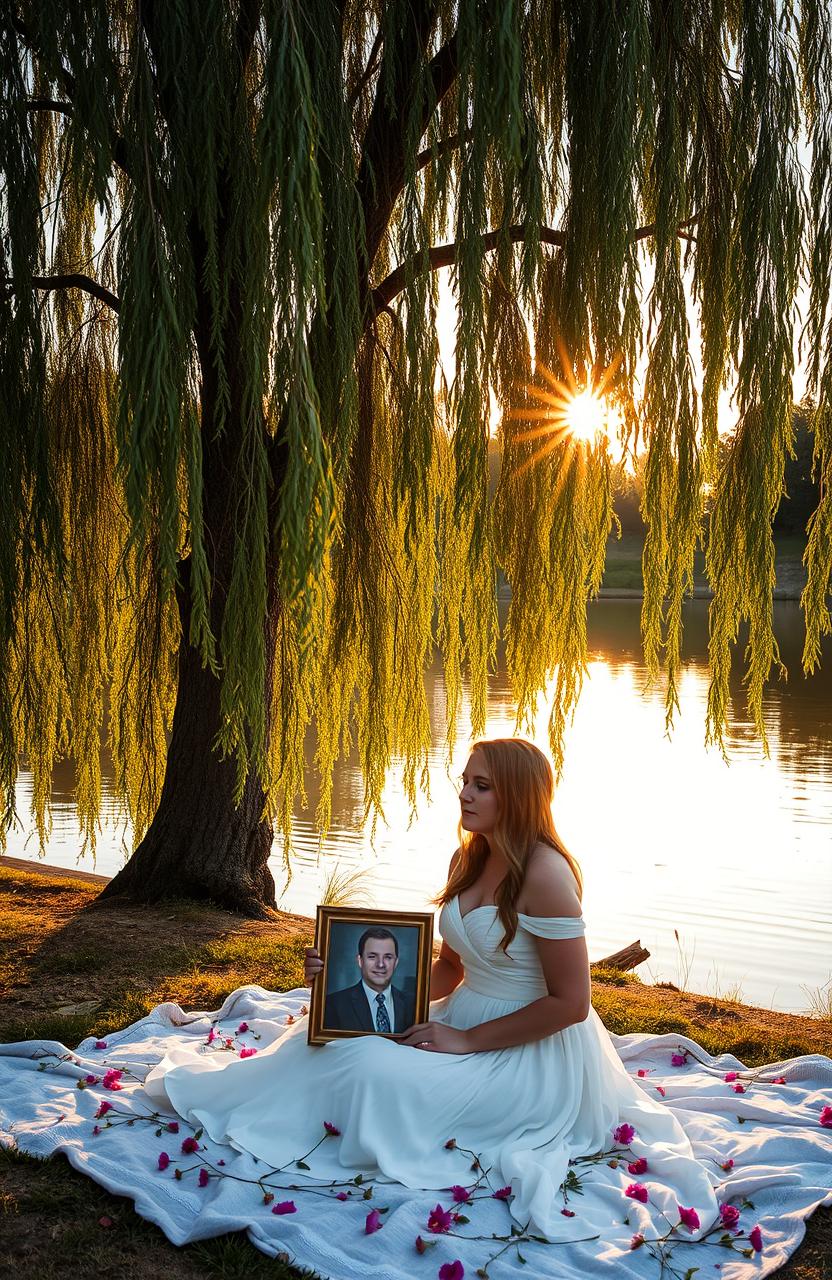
307, 906, 434, 1046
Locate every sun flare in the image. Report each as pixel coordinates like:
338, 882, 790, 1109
564, 390, 608, 443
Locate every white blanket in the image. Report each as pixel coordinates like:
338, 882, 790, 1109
1, 985, 830, 1280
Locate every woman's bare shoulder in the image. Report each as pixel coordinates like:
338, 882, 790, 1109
519, 844, 582, 917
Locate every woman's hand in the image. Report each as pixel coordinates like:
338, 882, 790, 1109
399, 1021, 473, 1054
304, 946, 324, 986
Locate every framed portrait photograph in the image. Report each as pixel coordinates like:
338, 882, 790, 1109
308, 906, 434, 1046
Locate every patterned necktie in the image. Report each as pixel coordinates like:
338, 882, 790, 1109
375, 992, 391, 1033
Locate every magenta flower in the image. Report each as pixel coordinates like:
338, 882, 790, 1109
415, 1235, 435, 1254
427, 1204, 453, 1233
492, 1186, 512, 1201
167, 1121, 179, 1133
749, 1224, 763, 1252
561, 1208, 575, 1217
92, 1125, 101, 1135
450, 1185, 471, 1203
365, 1208, 382, 1234
613, 1123, 635, 1145
272, 1200, 297, 1215
324, 1121, 341, 1136
625, 1183, 649, 1203
206, 1028, 216, 1044
438, 1263, 464, 1280
239, 1047, 257, 1059
819, 1106, 832, 1128
720, 1158, 735, 1171
198, 1168, 209, 1188
719, 1202, 740, 1229
670, 1053, 687, 1067
627, 1157, 648, 1175
237, 1022, 249, 1033
157, 1152, 170, 1171
94, 1101, 113, 1118
84, 1074, 99, 1085
772, 1076, 786, 1085
217, 1159, 226, 1166
94, 1040, 107, 1050
677, 1204, 700, 1231
336, 1192, 349, 1201
102, 1069, 123, 1091
630, 1233, 645, 1250
181, 1136, 199, 1154
636, 1069, 651, 1078
724, 1071, 738, 1082
655, 1085, 666, 1097
731, 1082, 746, 1094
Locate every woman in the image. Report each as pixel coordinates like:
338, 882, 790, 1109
144, 737, 717, 1237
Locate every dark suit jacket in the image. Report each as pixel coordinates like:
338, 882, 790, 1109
324, 981, 414, 1033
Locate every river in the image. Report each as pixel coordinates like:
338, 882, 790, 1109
9, 599, 832, 1016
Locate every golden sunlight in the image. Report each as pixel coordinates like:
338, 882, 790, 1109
564, 389, 608, 443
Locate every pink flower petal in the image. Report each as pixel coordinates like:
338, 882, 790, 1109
272, 1201, 297, 1215
365, 1208, 382, 1234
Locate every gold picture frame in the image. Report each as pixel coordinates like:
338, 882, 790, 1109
307, 906, 434, 1046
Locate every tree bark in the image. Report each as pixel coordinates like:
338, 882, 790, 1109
99, 561, 277, 917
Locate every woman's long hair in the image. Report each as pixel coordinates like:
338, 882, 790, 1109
435, 738, 582, 951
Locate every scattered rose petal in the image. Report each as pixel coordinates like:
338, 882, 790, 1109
94, 1101, 113, 1119
198, 1168, 209, 1188
157, 1152, 170, 1171
206, 1028, 216, 1044
336, 1192, 349, 1202
94, 1041, 107, 1050
627, 1158, 649, 1176
819, 1106, 832, 1128
98, 1215, 113, 1228
630, 1233, 645, 1250
771, 1076, 786, 1084
427, 1204, 453, 1233
263, 1192, 274, 1205
678, 1204, 700, 1231
415, 1234, 435, 1253
731, 1083, 746, 1094
724, 1071, 738, 1082
181, 1136, 199, 1154
272, 1200, 297, 1215
237, 1022, 249, 1033
286, 1014, 295, 1025
439, 1263, 464, 1280
561, 1208, 575, 1217
324, 1121, 341, 1136
217, 1159, 226, 1166
719, 1202, 740, 1229
239, 1047, 257, 1059
625, 1183, 649, 1203
720, 1158, 734, 1171
671, 1053, 687, 1067
749, 1225, 763, 1252
92, 1125, 101, 1136
365, 1208, 382, 1234
300, 1005, 309, 1016
636, 1069, 650, 1078
450, 1185, 471, 1203
167, 1122, 179, 1133
444, 1138, 457, 1150
493, 1186, 511, 1200
85, 1074, 99, 1084
613, 1123, 635, 1145
655, 1085, 666, 1097
102, 1069, 123, 1091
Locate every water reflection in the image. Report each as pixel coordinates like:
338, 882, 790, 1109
9, 601, 832, 1015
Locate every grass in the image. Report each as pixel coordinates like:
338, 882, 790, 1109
0, 863, 829, 1279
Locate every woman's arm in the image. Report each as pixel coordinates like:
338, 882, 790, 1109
430, 938, 465, 1001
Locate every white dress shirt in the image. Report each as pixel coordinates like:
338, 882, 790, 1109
362, 981, 394, 1032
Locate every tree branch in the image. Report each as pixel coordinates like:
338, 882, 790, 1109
26, 98, 73, 118
370, 217, 699, 315
415, 129, 471, 171
347, 23, 384, 110
2, 273, 121, 313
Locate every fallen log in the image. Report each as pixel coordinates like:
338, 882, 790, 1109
592, 940, 650, 971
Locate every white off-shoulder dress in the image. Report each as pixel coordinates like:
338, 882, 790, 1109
144, 897, 717, 1237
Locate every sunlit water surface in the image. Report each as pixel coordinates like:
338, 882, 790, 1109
10, 600, 832, 1015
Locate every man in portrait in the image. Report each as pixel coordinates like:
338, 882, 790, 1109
324, 927, 415, 1033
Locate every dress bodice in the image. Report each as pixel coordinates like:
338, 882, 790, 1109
438, 895, 586, 1002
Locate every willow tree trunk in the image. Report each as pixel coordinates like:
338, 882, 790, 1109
99, 271, 280, 917
99, 560, 278, 917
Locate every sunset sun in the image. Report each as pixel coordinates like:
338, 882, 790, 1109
564, 389, 608, 443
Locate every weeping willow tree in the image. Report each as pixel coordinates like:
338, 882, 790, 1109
2, 1, 831, 915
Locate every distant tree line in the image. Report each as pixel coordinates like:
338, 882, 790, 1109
614, 407, 818, 539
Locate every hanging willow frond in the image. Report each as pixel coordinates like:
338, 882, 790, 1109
0, 0, 829, 870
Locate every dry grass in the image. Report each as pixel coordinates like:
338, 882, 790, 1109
0, 863, 829, 1279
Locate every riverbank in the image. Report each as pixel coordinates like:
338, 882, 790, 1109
597, 532, 808, 598
0, 862, 829, 1278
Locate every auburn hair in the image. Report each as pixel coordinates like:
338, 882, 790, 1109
435, 738, 582, 951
